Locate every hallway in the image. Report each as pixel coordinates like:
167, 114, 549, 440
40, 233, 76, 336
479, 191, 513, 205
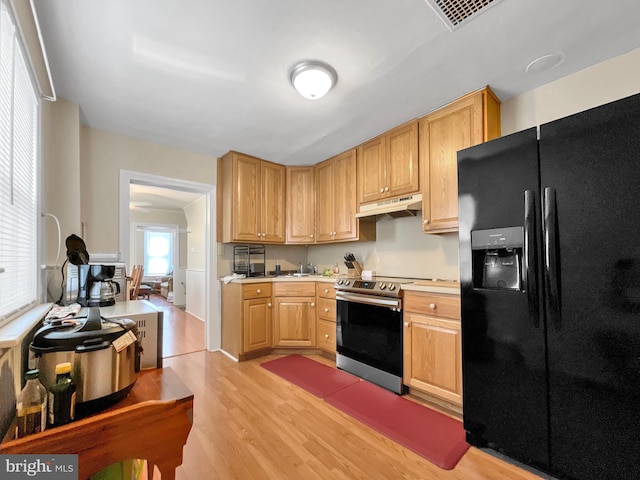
147, 295, 205, 358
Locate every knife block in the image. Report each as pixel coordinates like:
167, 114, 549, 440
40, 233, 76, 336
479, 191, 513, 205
346, 261, 363, 277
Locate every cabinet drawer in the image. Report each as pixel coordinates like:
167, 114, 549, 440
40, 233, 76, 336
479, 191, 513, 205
316, 297, 336, 322
273, 282, 315, 297
404, 292, 460, 320
316, 283, 336, 299
317, 319, 337, 354
243, 283, 272, 300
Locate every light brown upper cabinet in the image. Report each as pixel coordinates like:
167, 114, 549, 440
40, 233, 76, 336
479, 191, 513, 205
286, 166, 315, 244
219, 151, 285, 243
419, 87, 501, 233
316, 149, 376, 243
357, 121, 419, 205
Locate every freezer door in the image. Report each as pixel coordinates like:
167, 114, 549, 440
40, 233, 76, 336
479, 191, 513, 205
458, 128, 550, 469
540, 92, 640, 480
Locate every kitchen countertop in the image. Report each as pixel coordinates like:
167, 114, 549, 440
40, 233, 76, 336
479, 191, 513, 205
401, 279, 460, 295
221, 274, 338, 284
220, 275, 460, 294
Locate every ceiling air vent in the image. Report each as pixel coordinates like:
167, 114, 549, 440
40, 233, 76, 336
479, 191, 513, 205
424, 0, 505, 31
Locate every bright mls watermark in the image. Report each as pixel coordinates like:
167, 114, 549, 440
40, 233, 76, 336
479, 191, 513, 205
1, 455, 77, 479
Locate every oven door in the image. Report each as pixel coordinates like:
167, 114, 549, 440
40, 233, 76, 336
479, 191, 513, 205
336, 291, 403, 379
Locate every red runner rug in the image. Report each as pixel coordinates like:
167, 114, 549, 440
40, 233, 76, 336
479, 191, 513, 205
261, 355, 469, 470
325, 381, 469, 470
260, 354, 360, 398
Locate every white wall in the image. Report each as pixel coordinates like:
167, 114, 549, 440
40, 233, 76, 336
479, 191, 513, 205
184, 197, 206, 318
79, 127, 216, 253
308, 217, 459, 280
502, 47, 640, 134
41, 98, 82, 301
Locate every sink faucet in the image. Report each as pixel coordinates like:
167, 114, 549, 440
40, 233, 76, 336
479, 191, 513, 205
299, 261, 304, 274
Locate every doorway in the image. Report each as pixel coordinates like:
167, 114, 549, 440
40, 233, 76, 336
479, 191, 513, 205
118, 170, 219, 351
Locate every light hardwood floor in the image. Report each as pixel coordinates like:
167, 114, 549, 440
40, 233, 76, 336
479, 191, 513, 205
147, 295, 205, 358
159, 347, 545, 480
144, 295, 544, 479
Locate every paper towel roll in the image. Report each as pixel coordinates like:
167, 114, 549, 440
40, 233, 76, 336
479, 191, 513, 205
361, 270, 375, 280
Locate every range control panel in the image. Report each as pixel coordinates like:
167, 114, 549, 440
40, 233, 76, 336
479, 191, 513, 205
334, 277, 409, 296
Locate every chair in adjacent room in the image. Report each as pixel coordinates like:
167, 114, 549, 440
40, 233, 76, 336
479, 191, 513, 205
129, 265, 152, 300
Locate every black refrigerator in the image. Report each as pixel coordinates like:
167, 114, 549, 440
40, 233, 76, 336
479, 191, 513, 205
457, 92, 640, 480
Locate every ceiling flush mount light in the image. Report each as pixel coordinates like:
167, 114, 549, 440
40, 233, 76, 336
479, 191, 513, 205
290, 61, 337, 100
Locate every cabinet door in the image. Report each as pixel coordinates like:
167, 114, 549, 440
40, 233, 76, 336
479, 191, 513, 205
233, 154, 261, 241
357, 136, 386, 204
286, 167, 316, 244
403, 312, 462, 405
243, 298, 272, 353
273, 297, 316, 347
387, 121, 419, 197
420, 93, 484, 233
315, 159, 336, 242
260, 161, 285, 243
332, 149, 358, 241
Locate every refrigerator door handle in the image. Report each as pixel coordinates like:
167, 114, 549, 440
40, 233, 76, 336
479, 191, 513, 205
524, 190, 539, 328
543, 187, 561, 331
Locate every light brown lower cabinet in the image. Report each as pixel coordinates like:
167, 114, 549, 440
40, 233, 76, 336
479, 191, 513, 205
272, 282, 316, 347
316, 283, 337, 354
403, 291, 462, 406
221, 282, 273, 360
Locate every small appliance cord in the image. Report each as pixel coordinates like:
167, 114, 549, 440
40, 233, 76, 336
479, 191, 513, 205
42, 212, 62, 300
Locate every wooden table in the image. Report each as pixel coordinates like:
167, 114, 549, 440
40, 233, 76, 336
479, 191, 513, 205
1, 367, 193, 480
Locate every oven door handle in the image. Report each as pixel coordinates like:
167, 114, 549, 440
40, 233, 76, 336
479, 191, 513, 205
336, 291, 402, 308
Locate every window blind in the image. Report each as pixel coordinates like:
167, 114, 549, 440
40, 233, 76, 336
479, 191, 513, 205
0, 0, 39, 325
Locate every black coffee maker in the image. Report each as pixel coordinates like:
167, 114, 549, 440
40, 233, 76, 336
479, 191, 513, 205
77, 264, 121, 307
78, 265, 120, 307
64, 233, 120, 307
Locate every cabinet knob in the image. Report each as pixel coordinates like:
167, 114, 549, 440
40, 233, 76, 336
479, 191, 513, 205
256, 289, 261, 294
423, 219, 429, 225
324, 307, 329, 313
404, 322, 410, 327
429, 303, 437, 310
379, 188, 384, 193
384, 186, 389, 192
267, 302, 272, 308
324, 288, 329, 294
324, 333, 329, 339
310, 234, 314, 238
310, 302, 315, 307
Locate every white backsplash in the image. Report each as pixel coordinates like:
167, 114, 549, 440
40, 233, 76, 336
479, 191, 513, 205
217, 216, 460, 280
308, 215, 460, 280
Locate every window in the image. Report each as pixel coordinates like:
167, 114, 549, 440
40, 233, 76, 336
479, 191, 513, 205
0, 1, 40, 326
144, 230, 173, 277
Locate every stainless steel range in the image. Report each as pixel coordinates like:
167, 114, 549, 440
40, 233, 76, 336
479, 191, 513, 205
334, 276, 416, 394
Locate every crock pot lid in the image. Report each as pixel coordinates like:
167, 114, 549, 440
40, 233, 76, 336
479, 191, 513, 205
31, 315, 137, 351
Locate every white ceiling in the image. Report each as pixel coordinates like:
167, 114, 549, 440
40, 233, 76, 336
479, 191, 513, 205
34, 0, 640, 170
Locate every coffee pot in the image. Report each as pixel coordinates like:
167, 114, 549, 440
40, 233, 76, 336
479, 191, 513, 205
78, 264, 119, 307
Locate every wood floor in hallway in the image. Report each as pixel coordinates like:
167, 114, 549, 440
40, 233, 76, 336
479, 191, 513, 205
147, 295, 205, 358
